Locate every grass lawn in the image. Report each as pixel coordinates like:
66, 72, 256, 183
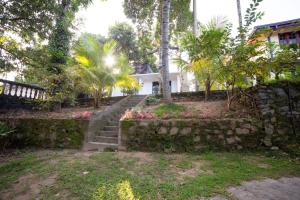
0, 150, 299, 200
152, 103, 186, 117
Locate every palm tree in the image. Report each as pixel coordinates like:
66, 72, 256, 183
179, 17, 229, 100
70, 34, 139, 108
160, 0, 172, 103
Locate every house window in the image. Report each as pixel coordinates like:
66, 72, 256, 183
279, 32, 300, 45
288, 32, 297, 44
279, 33, 287, 45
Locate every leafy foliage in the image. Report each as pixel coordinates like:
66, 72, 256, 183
108, 22, 139, 62
0, 0, 92, 73
264, 43, 300, 80
179, 17, 231, 100
70, 34, 139, 108
123, 0, 192, 37
123, 0, 193, 73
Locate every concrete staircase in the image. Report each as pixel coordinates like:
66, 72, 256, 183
83, 95, 146, 151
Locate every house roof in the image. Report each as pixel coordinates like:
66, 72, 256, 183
254, 18, 300, 31
132, 63, 153, 74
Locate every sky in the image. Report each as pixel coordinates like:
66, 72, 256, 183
76, 0, 300, 37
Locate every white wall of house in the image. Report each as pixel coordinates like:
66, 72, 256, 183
111, 73, 181, 97
139, 81, 153, 95
269, 34, 280, 44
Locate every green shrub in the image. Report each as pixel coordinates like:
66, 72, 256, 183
0, 121, 15, 150
146, 95, 160, 105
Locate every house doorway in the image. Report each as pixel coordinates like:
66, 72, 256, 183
152, 81, 172, 95
152, 82, 160, 95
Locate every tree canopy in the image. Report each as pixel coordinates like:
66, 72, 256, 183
108, 22, 138, 61
0, 0, 92, 73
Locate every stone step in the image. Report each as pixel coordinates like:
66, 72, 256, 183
83, 142, 118, 151
107, 119, 120, 124
107, 122, 119, 126
125, 104, 138, 107
97, 130, 118, 137
103, 126, 118, 131
126, 100, 142, 103
94, 136, 118, 143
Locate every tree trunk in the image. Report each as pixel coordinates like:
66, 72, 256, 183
193, 0, 198, 36
236, 0, 243, 29
204, 78, 211, 101
93, 91, 100, 108
193, 0, 200, 91
160, 0, 172, 103
236, 0, 245, 42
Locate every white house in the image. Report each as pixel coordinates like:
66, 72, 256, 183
111, 63, 189, 97
251, 18, 300, 57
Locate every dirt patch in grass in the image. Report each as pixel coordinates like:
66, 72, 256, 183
165, 154, 212, 182
243, 155, 272, 169
0, 173, 57, 200
117, 152, 153, 165
174, 161, 208, 181
53, 189, 78, 200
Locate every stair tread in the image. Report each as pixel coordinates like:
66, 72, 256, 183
88, 141, 118, 146
95, 136, 118, 139
93, 136, 118, 144
100, 130, 118, 133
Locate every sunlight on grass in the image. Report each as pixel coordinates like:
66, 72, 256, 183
117, 180, 139, 200
92, 180, 139, 200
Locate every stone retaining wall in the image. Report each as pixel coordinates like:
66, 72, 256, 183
0, 118, 89, 149
119, 119, 263, 152
254, 82, 300, 147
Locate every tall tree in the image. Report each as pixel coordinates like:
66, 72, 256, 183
47, 0, 92, 98
193, 0, 198, 35
161, 0, 172, 102
123, 0, 192, 102
108, 22, 139, 62
0, 0, 92, 84
192, 0, 200, 91
0, 0, 57, 72
123, 0, 192, 37
236, 0, 243, 29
